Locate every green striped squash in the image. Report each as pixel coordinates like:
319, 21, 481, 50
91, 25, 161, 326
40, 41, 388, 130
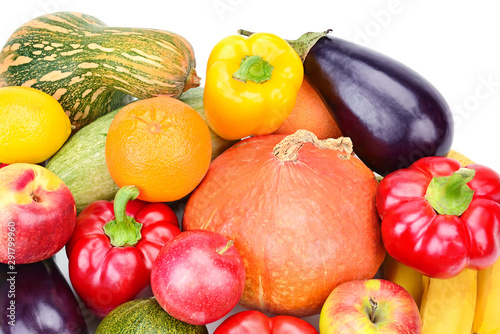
96, 298, 209, 334
0, 12, 200, 131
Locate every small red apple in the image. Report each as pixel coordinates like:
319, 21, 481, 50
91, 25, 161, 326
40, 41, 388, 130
319, 279, 422, 333
0, 163, 76, 264
151, 229, 246, 326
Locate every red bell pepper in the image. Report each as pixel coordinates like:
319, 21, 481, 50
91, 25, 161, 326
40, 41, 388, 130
214, 310, 318, 334
377, 156, 500, 279
65, 185, 181, 318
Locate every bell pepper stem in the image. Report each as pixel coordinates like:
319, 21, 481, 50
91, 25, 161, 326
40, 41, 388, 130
237, 29, 253, 37
103, 185, 143, 247
425, 168, 475, 216
232, 55, 274, 84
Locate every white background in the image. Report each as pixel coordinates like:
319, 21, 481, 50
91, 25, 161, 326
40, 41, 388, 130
1, 0, 499, 332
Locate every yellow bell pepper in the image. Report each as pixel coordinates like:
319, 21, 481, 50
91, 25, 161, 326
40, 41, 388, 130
203, 32, 304, 140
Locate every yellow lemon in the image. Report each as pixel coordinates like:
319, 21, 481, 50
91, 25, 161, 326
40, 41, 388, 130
0, 86, 71, 164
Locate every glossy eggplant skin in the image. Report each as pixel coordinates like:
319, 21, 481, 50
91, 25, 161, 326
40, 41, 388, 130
0, 257, 89, 334
304, 36, 454, 176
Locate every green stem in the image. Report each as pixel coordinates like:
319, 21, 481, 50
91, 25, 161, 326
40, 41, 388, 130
103, 185, 143, 247
237, 29, 254, 38
217, 240, 235, 255
232, 55, 273, 84
237, 29, 332, 62
425, 168, 476, 216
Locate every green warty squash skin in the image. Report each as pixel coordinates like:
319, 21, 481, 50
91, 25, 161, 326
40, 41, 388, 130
96, 298, 209, 334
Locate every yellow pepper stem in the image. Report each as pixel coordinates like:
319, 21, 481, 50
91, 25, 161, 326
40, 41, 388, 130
232, 55, 274, 84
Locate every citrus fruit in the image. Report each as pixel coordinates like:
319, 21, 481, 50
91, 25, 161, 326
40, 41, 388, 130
105, 96, 212, 202
0, 86, 71, 164
273, 77, 342, 140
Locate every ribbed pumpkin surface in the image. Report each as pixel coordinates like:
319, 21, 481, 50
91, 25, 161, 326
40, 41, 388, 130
183, 133, 386, 317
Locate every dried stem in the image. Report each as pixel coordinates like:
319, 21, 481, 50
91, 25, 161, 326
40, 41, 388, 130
273, 129, 353, 162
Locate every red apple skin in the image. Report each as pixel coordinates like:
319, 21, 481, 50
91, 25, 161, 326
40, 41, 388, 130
151, 229, 246, 326
319, 279, 422, 333
0, 163, 76, 264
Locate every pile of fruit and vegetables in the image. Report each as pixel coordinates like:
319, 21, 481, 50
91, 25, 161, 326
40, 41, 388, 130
1, 11, 499, 334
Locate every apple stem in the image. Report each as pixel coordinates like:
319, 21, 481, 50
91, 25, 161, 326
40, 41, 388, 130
369, 297, 378, 323
217, 240, 235, 255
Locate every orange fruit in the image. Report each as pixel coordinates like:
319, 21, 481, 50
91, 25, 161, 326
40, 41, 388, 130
105, 96, 212, 202
273, 77, 342, 140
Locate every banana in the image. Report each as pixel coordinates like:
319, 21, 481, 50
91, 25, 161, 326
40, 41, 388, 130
446, 150, 500, 334
446, 149, 476, 165
420, 268, 477, 334
472, 257, 500, 334
382, 254, 424, 307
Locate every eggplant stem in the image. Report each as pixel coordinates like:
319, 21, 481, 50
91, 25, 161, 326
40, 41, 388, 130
237, 29, 333, 62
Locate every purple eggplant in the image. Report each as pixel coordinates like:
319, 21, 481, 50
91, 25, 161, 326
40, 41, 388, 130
1, 257, 89, 334
301, 33, 453, 175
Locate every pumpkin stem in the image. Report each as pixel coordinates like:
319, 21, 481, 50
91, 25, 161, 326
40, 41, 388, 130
273, 129, 353, 162
182, 68, 201, 93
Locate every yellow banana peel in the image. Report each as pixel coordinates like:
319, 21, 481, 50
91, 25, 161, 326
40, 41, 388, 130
473, 257, 500, 334
446, 149, 475, 166
382, 254, 424, 308
420, 269, 477, 334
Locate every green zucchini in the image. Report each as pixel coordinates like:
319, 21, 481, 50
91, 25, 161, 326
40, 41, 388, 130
46, 108, 121, 213
179, 87, 238, 161
96, 298, 208, 334
0, 12, 199, 131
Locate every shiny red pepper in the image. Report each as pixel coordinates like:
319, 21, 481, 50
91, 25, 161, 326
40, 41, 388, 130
377, 156, 500, 279
214, 310, 318, 334
65, 185, 181, 318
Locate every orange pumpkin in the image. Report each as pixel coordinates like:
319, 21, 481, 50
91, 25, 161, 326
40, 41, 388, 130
182, 130, 385, 317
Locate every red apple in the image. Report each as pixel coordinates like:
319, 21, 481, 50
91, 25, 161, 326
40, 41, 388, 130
320, 279, 422, 333
151, 229, 246, 325
0, 163, 76, 264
